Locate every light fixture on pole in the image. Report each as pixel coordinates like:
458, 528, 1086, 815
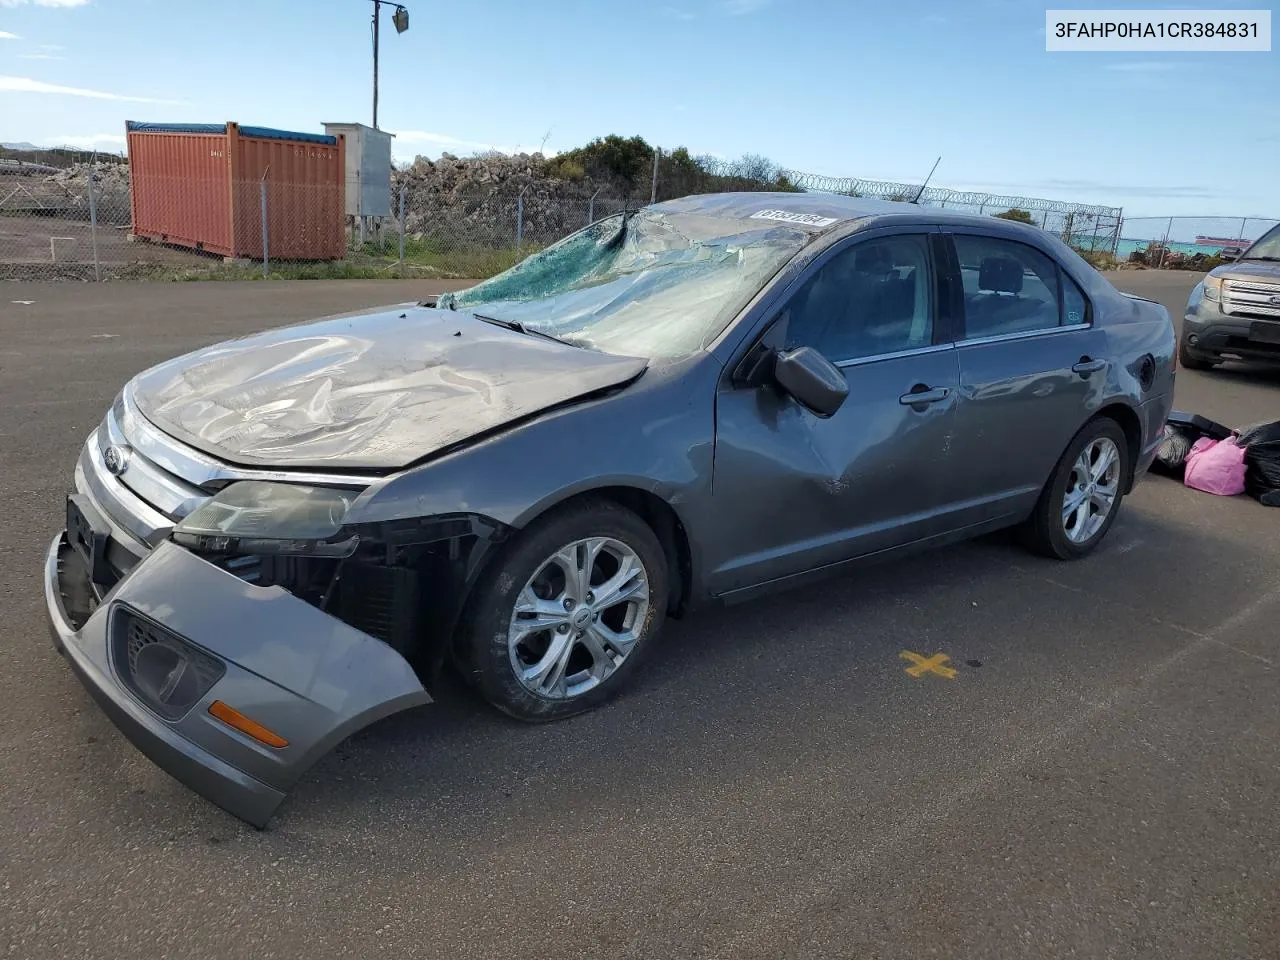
370, 1, 409, 131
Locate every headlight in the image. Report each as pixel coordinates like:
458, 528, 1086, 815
173, 481, 360, 557
1203, 274, 1223, 302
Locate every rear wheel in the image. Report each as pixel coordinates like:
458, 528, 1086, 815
1020, 418, 1130, 560
458, 499, 668, 721
1179, 338, 1218, 371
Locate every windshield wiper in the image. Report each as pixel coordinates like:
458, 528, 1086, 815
471, 312, 581, 348
1241, 255, 1280, 262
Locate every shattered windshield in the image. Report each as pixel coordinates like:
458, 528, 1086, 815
437, 210, 808, 358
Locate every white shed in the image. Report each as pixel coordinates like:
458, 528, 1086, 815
322, 122, 394, 219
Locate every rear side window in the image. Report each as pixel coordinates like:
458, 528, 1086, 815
1062, 273, 1089, 325
953, 235, 1063, 339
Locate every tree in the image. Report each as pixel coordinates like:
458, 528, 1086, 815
548, 135, 655, 194
994, 208, 1036, 224
730, 153, 780, 183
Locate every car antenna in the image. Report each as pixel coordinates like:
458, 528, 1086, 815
910, 156, 942, 205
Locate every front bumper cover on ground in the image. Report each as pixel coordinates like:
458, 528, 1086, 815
44, 534, 431, 827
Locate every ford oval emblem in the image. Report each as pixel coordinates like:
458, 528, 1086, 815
102, 444, 131, 476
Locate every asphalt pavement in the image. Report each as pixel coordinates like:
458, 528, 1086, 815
2, 273, 1279, 960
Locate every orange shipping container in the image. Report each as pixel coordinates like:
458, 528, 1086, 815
126, 121, 346, 261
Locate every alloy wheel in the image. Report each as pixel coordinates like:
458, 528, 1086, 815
507, 537, 650, 699
1061, 436, 1121, 544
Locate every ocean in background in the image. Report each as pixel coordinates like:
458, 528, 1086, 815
1114, 238, 1231, 257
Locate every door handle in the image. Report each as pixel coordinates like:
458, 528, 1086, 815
898, 385, 950, 406
1072, 357, 1106, 377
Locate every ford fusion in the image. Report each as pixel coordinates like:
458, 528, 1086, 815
46, 193, 1175, 826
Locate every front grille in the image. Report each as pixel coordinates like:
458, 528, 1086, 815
1223, 279, 1280, 320
111, 608, 225, 721
100, 402, 212, 525
1226, 279, 1280, 295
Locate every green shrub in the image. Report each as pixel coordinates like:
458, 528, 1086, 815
551, 134, 655, 189
1074, 249, 1117, 271
553, 158, 586, 181
994, 208, 1036, 224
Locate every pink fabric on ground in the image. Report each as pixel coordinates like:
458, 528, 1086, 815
1183, 435, 1247, 496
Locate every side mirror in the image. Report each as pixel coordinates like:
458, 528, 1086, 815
1220, 246, 1244, 260
773, 346, 848, 418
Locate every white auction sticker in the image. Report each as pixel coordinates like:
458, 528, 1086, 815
749, 209, 839, 228
1046, 9, 1271, 50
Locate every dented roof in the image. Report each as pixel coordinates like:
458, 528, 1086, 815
651, 191, 921, 228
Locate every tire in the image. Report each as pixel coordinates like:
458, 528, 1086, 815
458, 498, 669, 722
1020, 417, 1130, 561
1179, 339, 1218, 371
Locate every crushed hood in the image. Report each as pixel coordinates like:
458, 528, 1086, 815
130, 306, 648, 471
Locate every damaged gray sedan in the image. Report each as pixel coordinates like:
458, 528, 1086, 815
46, 193, 1175, 826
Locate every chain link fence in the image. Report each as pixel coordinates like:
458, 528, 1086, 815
1, 150, 1271, 282
1114, 215, 1280, 269
648, 156, 1124, 252
0, 158, 645, 281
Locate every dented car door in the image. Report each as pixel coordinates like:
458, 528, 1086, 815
706, 230, 961, 596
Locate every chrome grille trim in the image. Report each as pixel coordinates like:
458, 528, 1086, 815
105, 404, 207, 520
1223, 278, 1280, 319
1224, 279, 1280, 295
77, 431, 173, 547
72, 386, 374, 560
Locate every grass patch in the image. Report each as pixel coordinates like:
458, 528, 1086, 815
1074, 248, 1118, 271
138, 240, 543, 282
173, 261, 429, 282
355, 238, 542, 279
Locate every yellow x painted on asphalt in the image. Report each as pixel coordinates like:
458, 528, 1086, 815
900, 651, 957, 679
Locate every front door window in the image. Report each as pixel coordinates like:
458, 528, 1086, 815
784, 235, 934, 362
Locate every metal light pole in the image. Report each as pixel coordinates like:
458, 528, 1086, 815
370, 1, 409, 130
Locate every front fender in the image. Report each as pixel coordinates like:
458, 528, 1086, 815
349, 360, 718, 533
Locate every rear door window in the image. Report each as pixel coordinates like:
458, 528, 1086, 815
953, 235, 1064, 339
1062, 272, 1089, 325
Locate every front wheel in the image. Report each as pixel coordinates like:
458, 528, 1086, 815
458, 499, 668, 722
1020, 418, 1130, 560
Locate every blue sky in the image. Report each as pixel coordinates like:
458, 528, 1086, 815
1, 0, 1276, 218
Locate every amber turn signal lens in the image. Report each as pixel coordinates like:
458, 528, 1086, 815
208, 700, 289, 748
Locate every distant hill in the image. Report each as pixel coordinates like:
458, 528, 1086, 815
1, 142, 41, 151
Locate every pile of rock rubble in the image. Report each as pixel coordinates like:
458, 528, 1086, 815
17, 151, 628, 243
390, 152, 628, 245
44, 162, 133, 223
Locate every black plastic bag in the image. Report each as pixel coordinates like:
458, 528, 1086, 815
1150, 411, 1234, 479
1150, 423, 1198, 478
1166, 410, 1233, 442
1236, 420, 1280, 506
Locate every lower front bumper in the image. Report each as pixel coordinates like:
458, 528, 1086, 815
1183, 305, 1280, 364
44, 533, 431, 828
